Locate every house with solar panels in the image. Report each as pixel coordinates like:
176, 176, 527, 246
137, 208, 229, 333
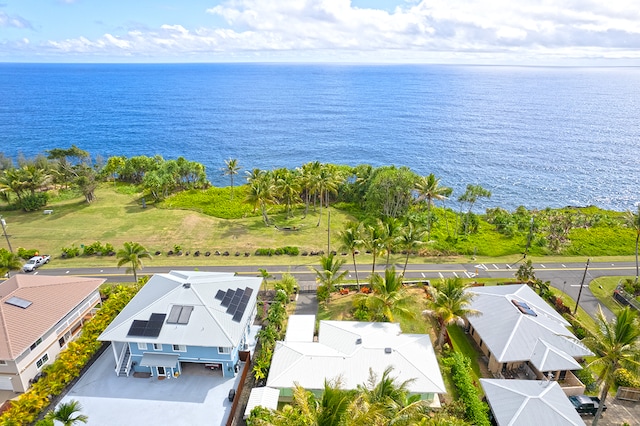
98, 271, 261, 379
0, 275, 104, 394
465, 284, 592, 394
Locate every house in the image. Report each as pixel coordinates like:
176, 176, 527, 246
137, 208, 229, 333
465, 284, 592, 393
0, 275, 105, 393
98, 271, 260, 379
481, 379, 585, 426
266, 316, 446, 405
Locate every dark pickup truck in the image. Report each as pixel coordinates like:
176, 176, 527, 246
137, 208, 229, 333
569, 395, 607, 416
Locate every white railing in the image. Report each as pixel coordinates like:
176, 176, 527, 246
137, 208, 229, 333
115, 343, 129, 374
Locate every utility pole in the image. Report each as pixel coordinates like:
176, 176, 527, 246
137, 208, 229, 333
327, 209, 331, 255
0, 216, 13, 253
573, 258, 590, 315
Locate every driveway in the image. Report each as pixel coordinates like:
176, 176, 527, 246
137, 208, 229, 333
58, 326, 260, 426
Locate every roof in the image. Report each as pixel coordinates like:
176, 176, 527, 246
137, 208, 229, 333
98, 271, 261, 348
481, 379, 585, 426
243, 387, 280, 419
267, 317, 446, 395
0, 274, 105, 359
140, 352, 180, 368
284, 315, 315, 342
466, 285, 592, 367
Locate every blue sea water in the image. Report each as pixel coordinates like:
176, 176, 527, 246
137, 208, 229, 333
0, 63, 638, 211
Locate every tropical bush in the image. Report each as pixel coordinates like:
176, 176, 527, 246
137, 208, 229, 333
160, 186, 257, 219
0, 283, 142, 424
17, 247, 39, 259
441, 352, 490, 426
614, 368, 640, 388
82, 241, 115, 256
61, 244, 81, 258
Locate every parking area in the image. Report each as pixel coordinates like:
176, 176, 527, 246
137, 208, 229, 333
57, 336, 257, 426
584, 396, 640, 426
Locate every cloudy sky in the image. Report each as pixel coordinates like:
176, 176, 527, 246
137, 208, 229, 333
1, 0, 639, 64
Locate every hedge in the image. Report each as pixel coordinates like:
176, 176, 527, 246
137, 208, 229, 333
442, 352, 491, 426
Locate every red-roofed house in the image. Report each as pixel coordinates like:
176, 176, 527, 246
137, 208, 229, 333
0, 275, 104, 394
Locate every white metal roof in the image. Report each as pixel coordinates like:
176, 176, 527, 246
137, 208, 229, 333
140, 352, 180, 368
267, 319, 445, 395
466, 285, 592, 365
243, 387, 280, 419
481, 379, 585, 426
285, 315, 315, 342
98, 271, 261, 347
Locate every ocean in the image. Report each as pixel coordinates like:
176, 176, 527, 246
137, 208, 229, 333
0, 63, 638, 211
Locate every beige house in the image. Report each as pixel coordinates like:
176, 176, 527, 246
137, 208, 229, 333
0, 275, 104, 393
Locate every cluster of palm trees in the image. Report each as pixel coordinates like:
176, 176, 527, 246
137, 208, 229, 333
242, 161, 344, 226
248, 367, 468, 426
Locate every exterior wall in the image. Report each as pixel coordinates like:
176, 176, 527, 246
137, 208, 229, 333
560, 370, 586, 396
129, 343, 239, 378
10, 290, 101, 393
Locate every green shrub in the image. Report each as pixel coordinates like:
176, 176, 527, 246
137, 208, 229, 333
19, 193, 48, 211
614, 368, 640, 388
574, 367, 597, 393
17, 247, 39, 259
82, 241, 113, 256
442, 352, 490, 426
160, 186, 258, 219
61, 244, 81, 258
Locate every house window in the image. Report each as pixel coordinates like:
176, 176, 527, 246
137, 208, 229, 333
172, 345, 186, 352
138, 343, 148, 350
218, 347, 230, 354
59, 337, 65, 348
30, 338, 43, 352
36, 353, 49, 369
153, 343, 162, 351
0, 360, 6, 365
59, 331, 72, 348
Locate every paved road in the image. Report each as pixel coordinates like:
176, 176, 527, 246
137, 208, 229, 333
23, 260, 636, 318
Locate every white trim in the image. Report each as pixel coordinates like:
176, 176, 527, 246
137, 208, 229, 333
138, 343, 148, 350
218, 347, 230, 354
172, 344, 186, 352
153, 343, 162, 351
36, 353, 49, 369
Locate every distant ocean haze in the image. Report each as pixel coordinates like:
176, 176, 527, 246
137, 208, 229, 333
0, 63, 638, 211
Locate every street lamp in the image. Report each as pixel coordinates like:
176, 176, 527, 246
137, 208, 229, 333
0, 216, 13, 253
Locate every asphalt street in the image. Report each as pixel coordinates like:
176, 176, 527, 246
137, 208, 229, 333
25, 260, 636, 319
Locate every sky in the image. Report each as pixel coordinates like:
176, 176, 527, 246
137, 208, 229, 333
1, 0, 639, 64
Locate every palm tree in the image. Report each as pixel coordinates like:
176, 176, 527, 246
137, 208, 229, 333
45, 400, 88, 425
0, 250, 22, 278
316, 164, 342, 227
399, 221, 426, 276
379, 217, 402, 267
362, 221, 385, 282
245, 171, 278, 226
338, 222, 363, 290
415, 173, 451, 239
515, 259, 536, 283
258, 268, 273, 293
361, 267, 414, 323
424, 277, 480, 348
222, 158, 241, 199
116, 241, 151, 283
584, 306, 640, 426
274, 168, 301, 218
312, 253, 348, 303
625, 205, 640, 283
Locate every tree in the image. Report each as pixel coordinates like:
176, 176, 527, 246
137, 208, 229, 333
515, 259, 536, 283
424, 277, 480, 348
415, 174, 451, 239
42, 400, 88, 426
223, 158, 241, 199
625, 205, 640, 283
584, 306, 640, 426
315, 164, 342, 227
361, 221, 385, 282
0, 249, 22, 278
399, 221, 426, 276
116, 242, 151, 283
457, 184, 491, 235
360, 267, 415, 323
258, 268, 273, 293
379, 217, 402, 268
312, 253, 348, 304
338, 222, 363, 290
274, 168, 301, 218
364, 166, 417, 218
246, 170, 278, 226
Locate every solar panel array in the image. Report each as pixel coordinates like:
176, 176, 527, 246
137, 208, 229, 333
511, 299, 537, 317
167, 305, 194, 324
127, 313, 167, 337
215, 287, 253, 323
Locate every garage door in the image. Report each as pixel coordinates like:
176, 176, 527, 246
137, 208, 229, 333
0, 376, 13, 391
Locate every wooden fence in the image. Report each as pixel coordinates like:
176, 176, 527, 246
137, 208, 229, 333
226, 352, 252, 426
616, 387, 640, 402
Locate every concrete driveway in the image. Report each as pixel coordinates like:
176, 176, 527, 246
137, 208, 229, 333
59, 341, 253, 426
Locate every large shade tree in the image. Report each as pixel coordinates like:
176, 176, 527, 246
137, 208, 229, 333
424, 277, 480, 348
584, 306, 640, 426
116, 242, 151, 283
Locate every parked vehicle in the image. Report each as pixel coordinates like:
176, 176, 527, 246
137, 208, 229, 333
22, 255, 51, 272
568, 395, 607, 415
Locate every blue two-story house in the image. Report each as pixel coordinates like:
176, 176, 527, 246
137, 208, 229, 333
98, 271, 260, 379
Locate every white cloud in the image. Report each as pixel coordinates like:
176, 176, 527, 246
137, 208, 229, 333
17, 0, 640, 62
0, 11, 32, 29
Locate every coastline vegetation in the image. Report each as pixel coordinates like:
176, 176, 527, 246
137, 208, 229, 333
0, 150, 637, 266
